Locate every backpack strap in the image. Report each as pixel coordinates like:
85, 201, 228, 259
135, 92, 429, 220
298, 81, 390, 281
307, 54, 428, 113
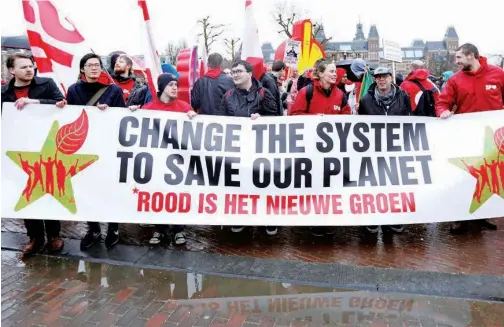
86, 86, 110, 106
225, 89, 233, 101
259, 87, 265, 101
411, 80, 429, 92
305, 84, 313, 109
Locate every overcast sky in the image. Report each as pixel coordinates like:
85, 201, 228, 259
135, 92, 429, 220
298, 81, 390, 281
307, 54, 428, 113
2, 0, 503, 57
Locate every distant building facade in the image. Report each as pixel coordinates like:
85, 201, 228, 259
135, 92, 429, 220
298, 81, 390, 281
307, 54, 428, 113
315, 23, 460, 76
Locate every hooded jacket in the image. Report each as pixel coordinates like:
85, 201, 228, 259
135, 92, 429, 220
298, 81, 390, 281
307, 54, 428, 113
112, 73, 142, 102
290, 80, 351, 116
435, 57, 504, 116
219, 78, 278, 117
190, 69, 234, 115
1, 76, 64, 109
400, 69, 440, 111
358, 83, 412, 116
66, 72, 126, 107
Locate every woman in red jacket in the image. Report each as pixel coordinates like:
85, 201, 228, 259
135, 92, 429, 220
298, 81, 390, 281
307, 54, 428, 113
133, 73, 197, 246
289, 59, 351, 116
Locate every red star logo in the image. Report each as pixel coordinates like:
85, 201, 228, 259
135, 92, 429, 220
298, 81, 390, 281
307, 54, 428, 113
132, 187, 139, 194
245, 0, 252, 7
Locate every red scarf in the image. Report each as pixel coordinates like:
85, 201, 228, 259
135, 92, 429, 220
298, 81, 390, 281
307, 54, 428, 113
205, 68, 222, 79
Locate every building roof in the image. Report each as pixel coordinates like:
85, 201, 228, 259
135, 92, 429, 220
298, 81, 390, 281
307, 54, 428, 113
1, 35, 30, 49
411, 39, 425, 48
325, 40, 368, 52
368, 25, 379, 38
261, 43, 274, 51
444, 26, 459, 39
425, 41, 447, 51
353, 23, 366, 41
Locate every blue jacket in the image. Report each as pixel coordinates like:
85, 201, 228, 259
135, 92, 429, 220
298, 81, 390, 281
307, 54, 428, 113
66, 80, 126, 107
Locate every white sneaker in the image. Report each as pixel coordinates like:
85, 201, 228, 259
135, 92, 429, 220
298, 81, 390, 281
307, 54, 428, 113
174, 232, 187, 245
149, 232, 163, 245
266, 227, 278, 236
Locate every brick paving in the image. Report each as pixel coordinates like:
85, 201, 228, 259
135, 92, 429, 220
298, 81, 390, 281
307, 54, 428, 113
2, 218, 504, 276
2, 251, 504, 327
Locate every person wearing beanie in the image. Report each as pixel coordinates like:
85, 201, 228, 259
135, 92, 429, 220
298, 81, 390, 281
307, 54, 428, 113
140, 73, 197, 119
137, 73, 196, 246
336, 67, 348, 93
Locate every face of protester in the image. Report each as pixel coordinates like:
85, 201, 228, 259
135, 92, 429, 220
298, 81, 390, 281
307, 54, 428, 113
223, 68, 231, 76
81, 58, 102, 80
340, 73, 348, 85
9, 58, 34, 83
231, 64, 251, 87
292, 68, 299, 78
114, 58, 131, 75
320, 63, 337, 86
374, 74, 393, 92
162, 81, 178, 98
456, 50, 475, 72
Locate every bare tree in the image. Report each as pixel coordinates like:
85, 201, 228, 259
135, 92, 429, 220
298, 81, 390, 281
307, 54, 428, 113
197, 16, 225, 53
271, 1, 331, 46
161, 40, 188, 65
428, 51, 457, 76
271, 1, 300, 38
224, 37, 241, 61
162, 43, 180, 65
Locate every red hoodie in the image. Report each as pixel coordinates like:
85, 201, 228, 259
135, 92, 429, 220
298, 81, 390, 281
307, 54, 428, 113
142, 98, 192, 112
289, 80, 351, 115
435, 57, 504, 116
400, 69, 439, 111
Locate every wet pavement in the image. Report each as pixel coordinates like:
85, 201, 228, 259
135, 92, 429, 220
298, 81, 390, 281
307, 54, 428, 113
2, 218, 504, 276
2, 251, 504, 327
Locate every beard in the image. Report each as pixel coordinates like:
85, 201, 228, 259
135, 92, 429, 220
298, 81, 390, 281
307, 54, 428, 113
462, 64, 472, 72
114, 67, 126, 75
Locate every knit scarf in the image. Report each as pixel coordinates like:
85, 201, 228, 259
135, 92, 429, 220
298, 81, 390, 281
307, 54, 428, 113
374, 84, 396, 107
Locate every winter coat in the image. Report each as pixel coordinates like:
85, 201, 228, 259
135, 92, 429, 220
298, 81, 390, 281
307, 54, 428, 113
289, 80, 351, 115
435, 57, 504, 116
112, 74, 142, 103
358, 83, 412, 116
190, 69, 234, 115
66, 80, 126, 107
400, 69, 440, 111
1, 76, 64, 109
219, 78, 278, 117
260, 72, 282, 116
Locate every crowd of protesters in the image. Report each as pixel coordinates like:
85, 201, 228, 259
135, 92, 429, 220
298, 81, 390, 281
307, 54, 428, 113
2, 42, 504, 257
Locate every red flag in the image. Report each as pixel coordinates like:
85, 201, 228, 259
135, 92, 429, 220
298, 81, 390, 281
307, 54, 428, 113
21, 0, 93, 95
137, 0, 162, 99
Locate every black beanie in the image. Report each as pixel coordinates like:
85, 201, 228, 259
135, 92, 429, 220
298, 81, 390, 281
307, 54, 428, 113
157, 73, 178, 97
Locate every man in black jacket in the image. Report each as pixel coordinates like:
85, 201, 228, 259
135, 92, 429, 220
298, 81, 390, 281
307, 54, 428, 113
259, 60, 285, 116
191, 53, 234, 115
358, 66, 411, 235
1, 53, 64, 110
219, 60, 279, 236
358, 66, 412, 116
1, 53, 65, 256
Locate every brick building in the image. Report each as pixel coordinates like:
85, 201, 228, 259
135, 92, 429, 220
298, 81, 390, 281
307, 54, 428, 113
315, 23, 459, 76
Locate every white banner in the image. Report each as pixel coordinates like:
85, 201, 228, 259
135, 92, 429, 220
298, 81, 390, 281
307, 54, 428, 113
2, 103, 504, 226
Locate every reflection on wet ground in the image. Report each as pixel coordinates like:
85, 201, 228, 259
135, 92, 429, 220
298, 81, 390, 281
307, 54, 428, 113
2, 251, 503, 327
3, 218, 504, 276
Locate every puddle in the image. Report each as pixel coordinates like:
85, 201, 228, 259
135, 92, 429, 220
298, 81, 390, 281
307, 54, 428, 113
1, 251, 503, 326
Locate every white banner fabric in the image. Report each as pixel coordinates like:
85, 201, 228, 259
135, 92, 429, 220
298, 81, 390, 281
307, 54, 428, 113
2, 103, 504, 226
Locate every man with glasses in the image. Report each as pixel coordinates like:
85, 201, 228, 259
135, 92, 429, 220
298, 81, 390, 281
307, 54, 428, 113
62, 53, 125, 250
358, 66, 412, 235
219, 60, 279, 235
